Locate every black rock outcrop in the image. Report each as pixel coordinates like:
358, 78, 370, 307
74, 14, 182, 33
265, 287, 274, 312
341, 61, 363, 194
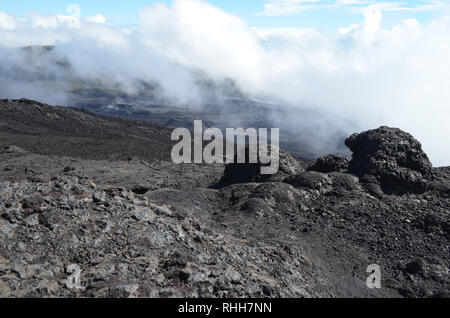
345, 126, 434, 194
217, 145, 304, 186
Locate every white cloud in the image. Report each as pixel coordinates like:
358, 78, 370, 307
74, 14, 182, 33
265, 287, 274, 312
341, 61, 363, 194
0, 11, 17, 30
335, 0, 371, 4
138, 1, 267, 91
1, 0, 450, 165
258, 0, 447, 16
86, 14, 107, 24
258, 0, 327, 16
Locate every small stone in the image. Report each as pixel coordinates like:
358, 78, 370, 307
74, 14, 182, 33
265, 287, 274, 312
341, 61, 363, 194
24, 214, 40, 227
93, 191, 107, 204
225, 267, 242, 284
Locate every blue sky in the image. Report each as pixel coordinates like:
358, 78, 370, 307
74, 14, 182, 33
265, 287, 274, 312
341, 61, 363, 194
0, 0, 447, 32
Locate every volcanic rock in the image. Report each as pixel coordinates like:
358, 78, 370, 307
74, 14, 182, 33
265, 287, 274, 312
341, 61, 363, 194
217, 145, 304, 186
284, 171, 361, 195
284, 171, 332, 192
345, 126, 434, 194
310, 154, 349, 173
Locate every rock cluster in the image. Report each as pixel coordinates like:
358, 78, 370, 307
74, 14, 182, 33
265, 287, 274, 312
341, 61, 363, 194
220, 126, 440, 197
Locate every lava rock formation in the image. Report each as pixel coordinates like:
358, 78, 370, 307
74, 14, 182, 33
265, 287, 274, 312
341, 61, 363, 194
345, 126, 434, 194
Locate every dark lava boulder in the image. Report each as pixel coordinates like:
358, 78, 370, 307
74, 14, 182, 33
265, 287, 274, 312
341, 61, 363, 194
310, 154, 349, 173
284, 171, 332, 192
284, 171, 361, 195
216, 146, 304, 186
345, 126, 434, 194
329, 172, 362, 192
220, 182, 302, 214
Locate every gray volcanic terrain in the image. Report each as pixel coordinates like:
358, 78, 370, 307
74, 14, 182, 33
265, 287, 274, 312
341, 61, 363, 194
0, 98, 449, 298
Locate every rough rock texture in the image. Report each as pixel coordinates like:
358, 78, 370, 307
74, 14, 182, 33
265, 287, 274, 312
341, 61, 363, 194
217, 146, 305, 186
284, 171, 333, 193
0, 100, 449, 298
345, 126, 434, 194
0, 175, 329, 298
284, 172, 361, 196
310, 154, 349, 173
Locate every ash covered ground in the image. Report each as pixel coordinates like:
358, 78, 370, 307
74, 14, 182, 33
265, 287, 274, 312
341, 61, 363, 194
0, 98, 448, 298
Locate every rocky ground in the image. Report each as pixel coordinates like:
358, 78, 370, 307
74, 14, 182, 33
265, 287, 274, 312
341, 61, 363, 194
0, 99, 448, 298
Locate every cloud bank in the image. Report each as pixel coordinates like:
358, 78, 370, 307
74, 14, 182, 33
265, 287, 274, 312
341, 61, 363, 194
0, 0, 450, 166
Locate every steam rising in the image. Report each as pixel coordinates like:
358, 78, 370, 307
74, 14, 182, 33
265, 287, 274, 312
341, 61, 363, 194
1, 0, 449, 166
